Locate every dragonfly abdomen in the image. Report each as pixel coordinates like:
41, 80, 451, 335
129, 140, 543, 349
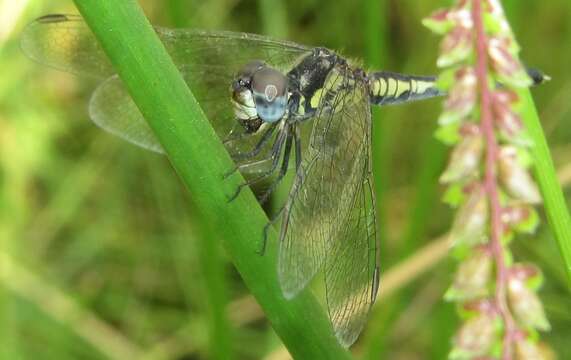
367, 71, 443, 106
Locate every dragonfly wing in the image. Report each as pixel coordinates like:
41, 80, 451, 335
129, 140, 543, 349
325, 164, 379, 347
21, 14, 312, 163
89, 75, 164, 153
88, 67, 254, 154
278, 64, 380, 346
88, 67, 290, 174
21, 14, 311, 78
21, 14, 115, 78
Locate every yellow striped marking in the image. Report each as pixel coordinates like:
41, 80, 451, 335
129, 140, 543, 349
310, 88, 324, 109
394, 80, 411, 98
387, 78, 397, 97
371, 80, 381, 98
415, 80, 435, 94
378, 79, 388, 97
298, 97, 306, 115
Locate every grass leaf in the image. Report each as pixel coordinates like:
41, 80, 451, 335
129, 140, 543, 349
519, 89, 571, 287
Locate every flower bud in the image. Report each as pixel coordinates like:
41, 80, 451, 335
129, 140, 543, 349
422, 9, 456, 35
492, 90, 531, 147
488, 37, 533, 88
439, 67, 478, 125
450, 184, 488, 246
450, 307, 498, 359
510, 263, 544, 293
445, 247, 492, 301
438, 27, 473, 68
514, 339, 555, 360
440, 124, 483, 183
423, 1, 472, 54
498, 146, 542, 204
508, 276, 550, 331
502, 205, 539, 234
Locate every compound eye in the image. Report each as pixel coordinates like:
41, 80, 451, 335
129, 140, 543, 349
251, 67, 288, 123
233, 60, 266, 91
239, 60, 266, 80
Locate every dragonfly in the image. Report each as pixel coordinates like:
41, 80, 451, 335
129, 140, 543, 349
21, 14, 447, 347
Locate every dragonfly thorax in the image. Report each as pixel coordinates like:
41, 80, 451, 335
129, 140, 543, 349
231, 61, 288, 133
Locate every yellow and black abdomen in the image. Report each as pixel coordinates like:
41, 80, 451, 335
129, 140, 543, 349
368, 71, 443, 106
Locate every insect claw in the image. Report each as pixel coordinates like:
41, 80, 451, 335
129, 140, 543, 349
257, 223, 272, 256
227, 184, 245, 203
222, 166, 239, 180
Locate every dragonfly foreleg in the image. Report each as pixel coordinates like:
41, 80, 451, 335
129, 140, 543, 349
233, 122, 278, 161
227, 125, 289, 202
223, 123, 278, 179
257, 129, 294, 205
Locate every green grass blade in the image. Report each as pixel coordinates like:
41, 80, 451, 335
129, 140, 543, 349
519, 89, 571, 287
71, 0, 352, 357
363, 0, 390, 251
257, 0, 288, 38
194, 218, 234, 360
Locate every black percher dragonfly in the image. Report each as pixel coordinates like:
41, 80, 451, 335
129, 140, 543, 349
22, 14, 542, 346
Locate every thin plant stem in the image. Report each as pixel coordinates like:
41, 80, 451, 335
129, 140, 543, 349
472, 1, 515, 357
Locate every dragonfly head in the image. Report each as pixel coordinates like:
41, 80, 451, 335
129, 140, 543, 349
232, 61, 288, 133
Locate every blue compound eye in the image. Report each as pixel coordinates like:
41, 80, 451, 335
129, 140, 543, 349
251, 67, 288, 123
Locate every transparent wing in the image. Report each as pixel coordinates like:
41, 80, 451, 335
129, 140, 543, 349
21, 14, 310, 78
277, 66, 380, 346
21, 14, 312, 161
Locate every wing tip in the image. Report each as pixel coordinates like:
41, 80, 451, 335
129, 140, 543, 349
278, 275, 305, 300
334, 328, 359, 348
88, 77, 166, 155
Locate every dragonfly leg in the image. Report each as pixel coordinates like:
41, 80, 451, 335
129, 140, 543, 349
259, 203, 287, 256
258, 126, 302, 255
293, 125, 302, 174
222, 124, 252, 144
257, 130, 294, 205
233, 122, 278, 161
222, 123, 278, 179
227, 126, 288, 202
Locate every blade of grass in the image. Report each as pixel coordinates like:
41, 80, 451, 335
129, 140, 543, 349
364, 0, 389, 255
71, 0, 352, 357
0, 251, 144, 360
399, 134, 447, 257
519, 89, 571, 287
362, 0, 392, 356
193, 216, 234, 360
160, 8, 234, 358
257, 0, 288, 38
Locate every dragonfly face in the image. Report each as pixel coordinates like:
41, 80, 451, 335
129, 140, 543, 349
231, 60, 289, 133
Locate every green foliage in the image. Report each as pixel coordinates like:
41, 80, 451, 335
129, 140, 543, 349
1, 0, 570, 359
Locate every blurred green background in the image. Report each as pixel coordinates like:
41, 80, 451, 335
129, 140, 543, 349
1, 0, 570, 359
